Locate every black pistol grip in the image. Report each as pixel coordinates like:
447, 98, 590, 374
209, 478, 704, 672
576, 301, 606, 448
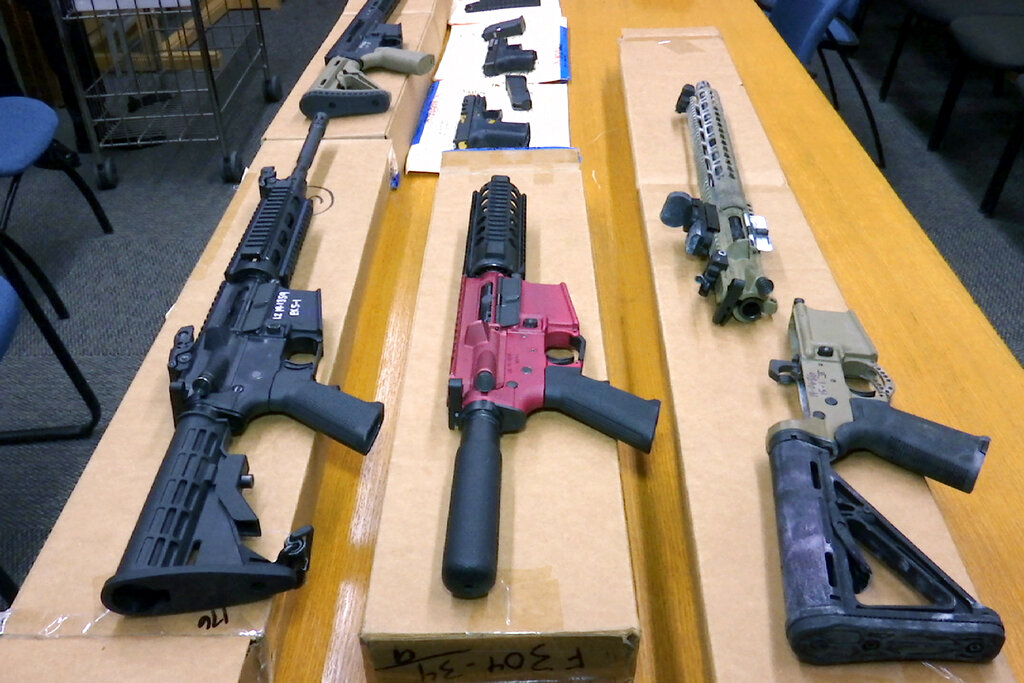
835, 398, 989, 492
769, 430, 1005, 664
102, 412, 305, 616
543, 366, 660, 452
269, 375, 384, 455
443, 405, 503, 599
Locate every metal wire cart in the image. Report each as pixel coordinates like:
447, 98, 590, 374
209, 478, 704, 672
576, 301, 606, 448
49, 0, 282, 188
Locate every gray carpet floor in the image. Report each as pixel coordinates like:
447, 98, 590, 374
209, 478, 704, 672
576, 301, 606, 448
1, 0, 1023, 608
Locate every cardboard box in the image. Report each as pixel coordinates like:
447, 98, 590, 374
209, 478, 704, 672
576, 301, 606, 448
360, 149, 641, 682
0, 637, 256, 681
261, 8, 444, 167
619, 28, 1014, 681
0, 138, 394, 676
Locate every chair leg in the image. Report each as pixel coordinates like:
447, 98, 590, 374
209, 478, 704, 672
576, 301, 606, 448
0, 232, 70, 319
0, 564, 17, 607
50, 150, 113, 235
929, 59, 969, 151
817, 47, 840, 110
880, 10, 915, 101
980, 109, 1024, 216
0, 173, 22, 237
837, 49, 886, 168
0, 244, 101, 444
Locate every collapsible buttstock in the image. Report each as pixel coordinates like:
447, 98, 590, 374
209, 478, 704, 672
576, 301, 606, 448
543, 365, 660, 452
768, 432, 1004, 664
443, 406, 503, 599
101, 413, 312, 616
299, 58, 391, 118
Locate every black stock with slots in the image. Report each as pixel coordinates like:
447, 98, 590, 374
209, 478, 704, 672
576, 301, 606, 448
100, 114, 384, 617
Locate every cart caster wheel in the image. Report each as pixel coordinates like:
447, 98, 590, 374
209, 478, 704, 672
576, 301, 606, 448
222, 152, 244, 183
263, 75, 282, 103
97, 158, 118, 190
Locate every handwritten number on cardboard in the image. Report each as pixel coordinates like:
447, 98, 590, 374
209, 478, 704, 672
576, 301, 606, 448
196, 607, 229, 630
381, 643, 586, 680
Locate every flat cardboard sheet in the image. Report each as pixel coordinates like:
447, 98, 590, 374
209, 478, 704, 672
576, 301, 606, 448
2, 138, 393, 644
261, 9, 443, 168
361, 149, 640, 682
619, 28, 1014, 681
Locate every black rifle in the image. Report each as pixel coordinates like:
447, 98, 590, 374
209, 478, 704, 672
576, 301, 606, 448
300, 0, 435, 118
100, 114, 385, 617
453, 94, 530, 149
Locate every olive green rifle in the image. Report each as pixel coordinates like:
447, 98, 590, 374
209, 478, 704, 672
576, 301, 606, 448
660, 81, 776, 325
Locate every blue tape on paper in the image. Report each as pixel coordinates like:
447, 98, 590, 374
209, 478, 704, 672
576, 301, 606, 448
559, 25, 571, 81
411, 80, 441, 146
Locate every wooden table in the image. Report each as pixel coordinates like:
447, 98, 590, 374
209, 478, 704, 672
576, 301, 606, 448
274, 0, 1024, 679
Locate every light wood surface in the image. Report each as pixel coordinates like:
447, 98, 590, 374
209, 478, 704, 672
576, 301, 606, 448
274, 0, 1024, 680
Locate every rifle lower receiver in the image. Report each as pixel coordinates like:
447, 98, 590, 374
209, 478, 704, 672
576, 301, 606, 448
767, 299, 1004, 664
453, 94, 530, 149
443, 176, 660, 599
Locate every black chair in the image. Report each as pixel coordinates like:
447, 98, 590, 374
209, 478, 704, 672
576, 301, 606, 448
0, 96, 105, 443
927, 15, 1024, 150
879, 0, 1024, 102
817, 0, 886, 167
770, 0, 885, 167
980, 74, 1024, 215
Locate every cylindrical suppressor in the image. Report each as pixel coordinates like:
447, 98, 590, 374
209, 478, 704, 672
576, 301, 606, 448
660, 81, 777, 325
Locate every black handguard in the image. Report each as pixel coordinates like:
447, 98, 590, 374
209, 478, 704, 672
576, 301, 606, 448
767, 300, 1004, 664
101, 114, 385, 617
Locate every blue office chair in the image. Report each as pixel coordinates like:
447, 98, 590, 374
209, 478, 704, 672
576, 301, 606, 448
1, 96, 112, 320
770, 0, 885, 167
0, 96, 103, 443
